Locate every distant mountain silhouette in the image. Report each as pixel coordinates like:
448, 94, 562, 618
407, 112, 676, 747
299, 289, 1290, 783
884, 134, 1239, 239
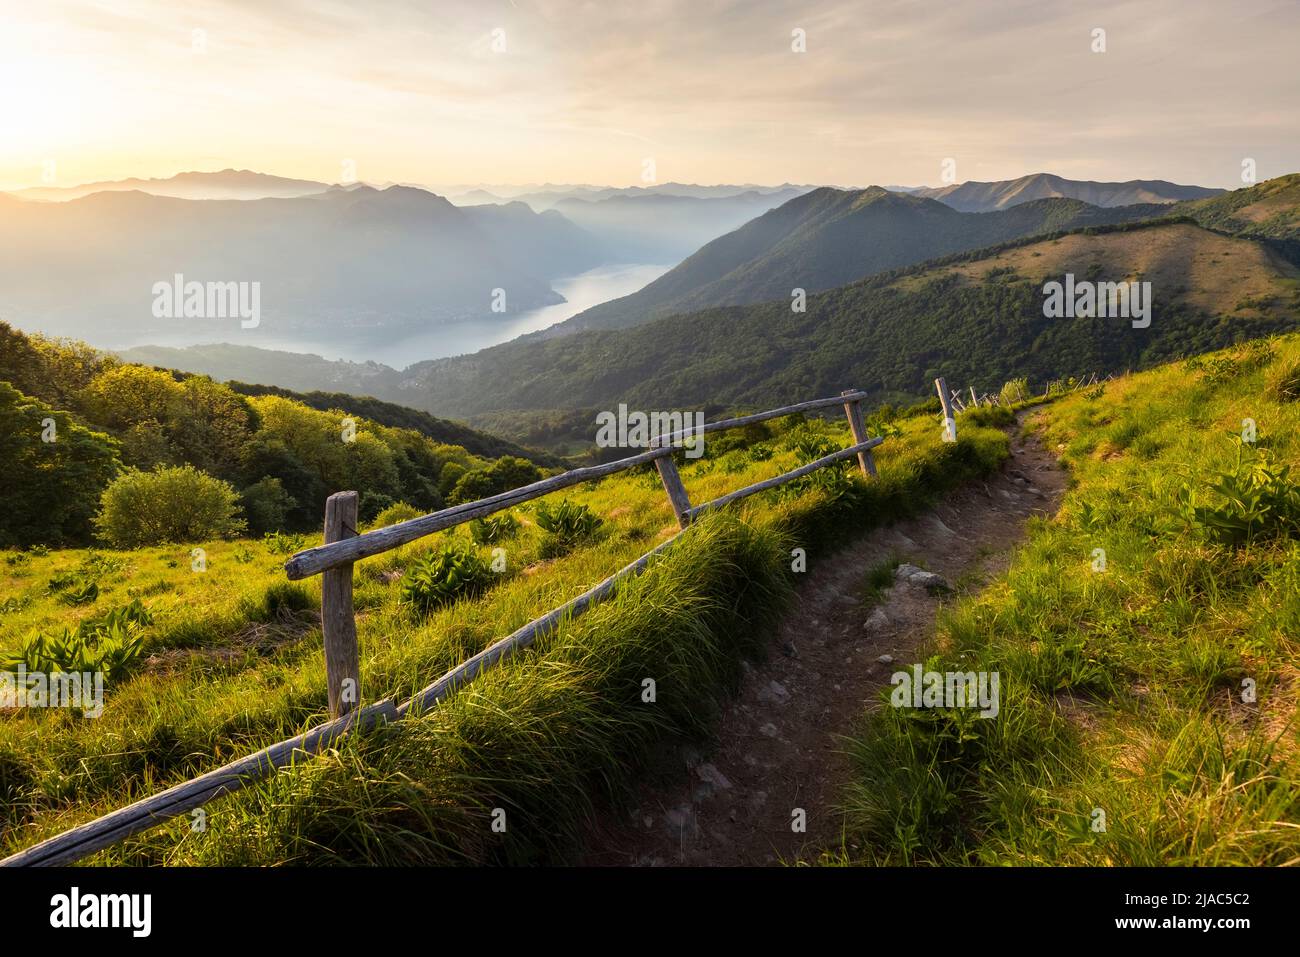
10, 168, 333, 202
0, 184, 604, 344
908, 173, 1224, 212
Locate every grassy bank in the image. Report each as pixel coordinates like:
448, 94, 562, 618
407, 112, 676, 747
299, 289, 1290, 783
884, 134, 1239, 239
2, 404, 1009, 864
835, 337, 1300, 866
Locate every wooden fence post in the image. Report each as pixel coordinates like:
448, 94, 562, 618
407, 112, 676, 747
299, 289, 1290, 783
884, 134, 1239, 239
652, 446, 693, 529
935, 377, 957, 442
840, 389, 877, 478
322, 491, 360, 718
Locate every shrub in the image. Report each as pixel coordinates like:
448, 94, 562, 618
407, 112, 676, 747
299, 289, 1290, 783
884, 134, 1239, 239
1178, 439, 1300, 546
533, 499, 601, 555
470, 512, 519, 545
448, 456, 543, 506
240, 477, 294, 536
371, 501, 423, 530
263, 530, 308, 555
2, 599, 153, 685
95, 466, 245, 547
399, 543, 495, 614
999, 377, 1030, 404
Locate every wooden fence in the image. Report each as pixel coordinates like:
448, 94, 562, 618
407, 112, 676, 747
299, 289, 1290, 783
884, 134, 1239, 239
2, 388, 886, 866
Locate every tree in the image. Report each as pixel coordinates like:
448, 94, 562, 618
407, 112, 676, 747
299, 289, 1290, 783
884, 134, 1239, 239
0, 382, 121, 547
240, 476, 294, 535
95, 465, 245, 547
449, 455, 543, 505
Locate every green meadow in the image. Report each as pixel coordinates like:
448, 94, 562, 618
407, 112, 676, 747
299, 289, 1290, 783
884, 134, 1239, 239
1, 405, 1009, 864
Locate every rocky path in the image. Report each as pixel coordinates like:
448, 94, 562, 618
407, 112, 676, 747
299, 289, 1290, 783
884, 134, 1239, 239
581, 413, 1066, 865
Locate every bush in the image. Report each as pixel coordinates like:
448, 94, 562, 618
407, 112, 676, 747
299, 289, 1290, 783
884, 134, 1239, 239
371, 501, 423, 530
1178, 439, 1300, 546
95, 466, 245, 547
399, 543, 496, 614
533, 499, 601, 557
448, 456, 543, 506
240, 476, 294, 536
263, 530, 308, 555
999, 377, 1030, 404
470, 512, 519, 545
2, 599, 153, 686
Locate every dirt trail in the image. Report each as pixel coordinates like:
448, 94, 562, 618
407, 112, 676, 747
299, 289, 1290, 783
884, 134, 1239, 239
581, 413, 1067, 866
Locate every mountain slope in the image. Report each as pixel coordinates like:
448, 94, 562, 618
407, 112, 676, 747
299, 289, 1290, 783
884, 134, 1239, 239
0, 185, 601, 346
549, 188, 806, 263
910, 172, 1224, 212
1177, 172, 1300, 242
394, 219, 1300, 418
557, 188, 1166, 332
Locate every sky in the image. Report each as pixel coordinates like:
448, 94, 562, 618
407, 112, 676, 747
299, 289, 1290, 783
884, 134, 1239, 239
1, 0, 1298, 192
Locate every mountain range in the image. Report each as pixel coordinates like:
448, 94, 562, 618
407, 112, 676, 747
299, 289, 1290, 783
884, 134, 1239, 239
0, 184, 604, 345
113, 174, 1300, 446
907, 172, 1225, 212
552, 188, 1169, 333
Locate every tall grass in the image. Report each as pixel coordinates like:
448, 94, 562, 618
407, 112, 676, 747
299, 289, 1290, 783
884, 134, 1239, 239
834, 335, 1300, 866
1, 407, 1011, 863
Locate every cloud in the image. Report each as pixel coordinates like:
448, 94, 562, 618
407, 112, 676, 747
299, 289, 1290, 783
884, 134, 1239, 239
1, 0, 1296, 189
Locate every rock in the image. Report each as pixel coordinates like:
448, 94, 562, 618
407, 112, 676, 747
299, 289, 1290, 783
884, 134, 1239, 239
876, 654, 894, 665
909, 570, 952, 594
894, 562, 925, 581
863, 607, 890, 631
781, 640, 798, 658
696, 763, 733, 790
759, 680, 790, 703
759, 722, 780, 738
895, 564, 953, 594
927, 516, 956, 537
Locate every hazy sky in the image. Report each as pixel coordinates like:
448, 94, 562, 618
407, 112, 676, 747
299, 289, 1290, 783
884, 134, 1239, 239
2, 0, 1297, 192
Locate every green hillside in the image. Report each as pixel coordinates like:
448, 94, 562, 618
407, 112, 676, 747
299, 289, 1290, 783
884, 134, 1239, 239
0, 322, 553, 547
0, 394, 1012, 864
561, 187, 1165, 332
401, 218, 1300, 421
837, 335, 1300, 866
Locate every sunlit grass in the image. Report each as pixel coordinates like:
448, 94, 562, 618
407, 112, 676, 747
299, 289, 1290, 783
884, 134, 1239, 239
1, 405, 1010, 862
835, 334, 1300, 866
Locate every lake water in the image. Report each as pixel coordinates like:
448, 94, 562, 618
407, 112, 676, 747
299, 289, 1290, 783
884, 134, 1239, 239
360, 262, 671, 367
111, 262, 671, 369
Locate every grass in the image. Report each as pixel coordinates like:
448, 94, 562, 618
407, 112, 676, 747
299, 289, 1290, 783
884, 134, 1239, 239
833, 335, 1300, 866
0, 406, 1011, 864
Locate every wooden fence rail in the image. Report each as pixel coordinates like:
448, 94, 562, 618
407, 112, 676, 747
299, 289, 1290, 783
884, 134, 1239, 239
2, 388, 885, 867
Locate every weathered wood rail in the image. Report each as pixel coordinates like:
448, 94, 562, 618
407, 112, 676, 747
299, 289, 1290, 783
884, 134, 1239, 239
2, 388, 885, 867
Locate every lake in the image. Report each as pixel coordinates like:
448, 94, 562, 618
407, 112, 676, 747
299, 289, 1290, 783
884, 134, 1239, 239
359, 262, 671, 366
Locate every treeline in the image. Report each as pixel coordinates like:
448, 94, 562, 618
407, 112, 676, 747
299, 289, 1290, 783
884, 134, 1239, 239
0, 323, 545, 548
224, 381, 563, 467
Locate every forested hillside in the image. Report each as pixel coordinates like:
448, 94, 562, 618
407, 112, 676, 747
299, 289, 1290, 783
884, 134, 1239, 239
558, 187, 1165, 332
0, 323, 551, 547
396, 218, 1300, 421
